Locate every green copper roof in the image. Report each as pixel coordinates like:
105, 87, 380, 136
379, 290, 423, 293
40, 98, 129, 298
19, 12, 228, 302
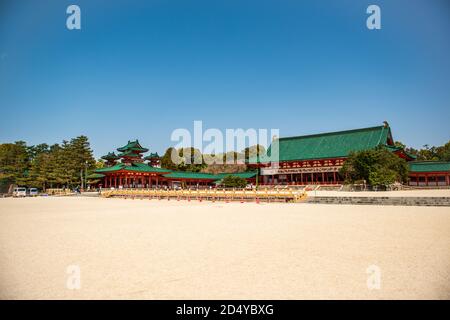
126, 163, 171, 173
384, 145, 417, 160
117, 140, 149, 153
101, 152, 119, 161
144, 152, 160, 160
117, 150, 142, 158
94, 163, 171, 174
94, 163, 256, 180
409, 161, 450, 173
249, 124, 393, 163
95, 163, 126, 172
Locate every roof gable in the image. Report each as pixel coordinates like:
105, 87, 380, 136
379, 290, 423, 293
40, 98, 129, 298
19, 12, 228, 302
117, 140, 149, 153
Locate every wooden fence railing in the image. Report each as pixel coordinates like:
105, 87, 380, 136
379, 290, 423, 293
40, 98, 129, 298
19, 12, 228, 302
101, 188, 307, 203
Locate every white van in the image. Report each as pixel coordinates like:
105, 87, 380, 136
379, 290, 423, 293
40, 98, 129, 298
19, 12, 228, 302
29, 188, 39, 196
13, 187, 27, 197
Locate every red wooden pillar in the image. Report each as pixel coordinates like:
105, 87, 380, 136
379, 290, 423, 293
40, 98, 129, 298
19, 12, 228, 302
333, 171, 336, 184
425, 174, 428, 186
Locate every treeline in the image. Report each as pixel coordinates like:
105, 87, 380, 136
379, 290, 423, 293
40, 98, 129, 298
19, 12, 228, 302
160, 145, 266, 174
395, 141, 450, 161
1, 135, 449, 192
0, 136, 95, 193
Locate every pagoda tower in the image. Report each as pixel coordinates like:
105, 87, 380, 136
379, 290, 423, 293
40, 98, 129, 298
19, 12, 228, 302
101, 152, 120, 167
144, 152, 161, 167
117, 140, 149, 165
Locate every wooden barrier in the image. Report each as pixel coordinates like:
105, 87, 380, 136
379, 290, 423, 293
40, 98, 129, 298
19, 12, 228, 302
46, 188, 76, 196
101, 188, 307, 203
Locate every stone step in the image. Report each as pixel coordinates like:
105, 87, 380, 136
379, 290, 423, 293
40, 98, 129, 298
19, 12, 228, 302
307, 196, 450, 206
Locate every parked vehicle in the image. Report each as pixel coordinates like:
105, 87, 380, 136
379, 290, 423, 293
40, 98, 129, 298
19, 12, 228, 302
28, 188, 39, 196
13, 187, 27, 197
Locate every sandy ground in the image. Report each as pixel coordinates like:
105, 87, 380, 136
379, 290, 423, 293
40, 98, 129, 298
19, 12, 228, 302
0, 196, 449, 300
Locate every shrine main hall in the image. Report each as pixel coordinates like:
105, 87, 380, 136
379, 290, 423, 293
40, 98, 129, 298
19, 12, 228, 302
90, 122, 450, 188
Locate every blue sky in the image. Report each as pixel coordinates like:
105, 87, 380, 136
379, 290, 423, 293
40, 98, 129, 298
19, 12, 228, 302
0, 0, 449, 158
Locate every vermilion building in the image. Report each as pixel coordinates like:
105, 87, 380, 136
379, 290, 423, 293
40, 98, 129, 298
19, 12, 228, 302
91, 140, 256, 188
89, 123, 450, 188
248, 122, 449, 187
408, 161, 450, 187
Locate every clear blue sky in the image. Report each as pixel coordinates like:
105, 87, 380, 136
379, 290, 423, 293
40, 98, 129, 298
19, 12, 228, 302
0, 0, 449, 158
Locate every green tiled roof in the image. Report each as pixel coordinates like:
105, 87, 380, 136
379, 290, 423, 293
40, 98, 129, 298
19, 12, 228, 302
384, 145, 417, 160
144, 152, 160, 160
126, 163, 171, 173
94, 163, 171, 173
95, 163, 126, 172
409, 161, 450, 173
117, 140, 149, 153
117, 150, 142, 158
101, 152, 119, 161
94, 163, 256, 180
249, 124, 393, 163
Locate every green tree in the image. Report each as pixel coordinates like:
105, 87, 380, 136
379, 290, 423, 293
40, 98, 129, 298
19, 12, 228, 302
0, 141, 30, 192
220, 175, 248, 188
66, 136, 96, 187
416, 144, 439, 161
242, 144, 265, 171
436, 141, 450, 161
176, 147, 206, 172
161, 147, 180, 170
29, 152, 53, 190
95, 159, 105, 169
339, 147, 409, 186
242, 144, 265, 161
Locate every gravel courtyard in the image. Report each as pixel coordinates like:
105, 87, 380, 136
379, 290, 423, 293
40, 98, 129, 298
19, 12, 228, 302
0, 196, 449, 299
